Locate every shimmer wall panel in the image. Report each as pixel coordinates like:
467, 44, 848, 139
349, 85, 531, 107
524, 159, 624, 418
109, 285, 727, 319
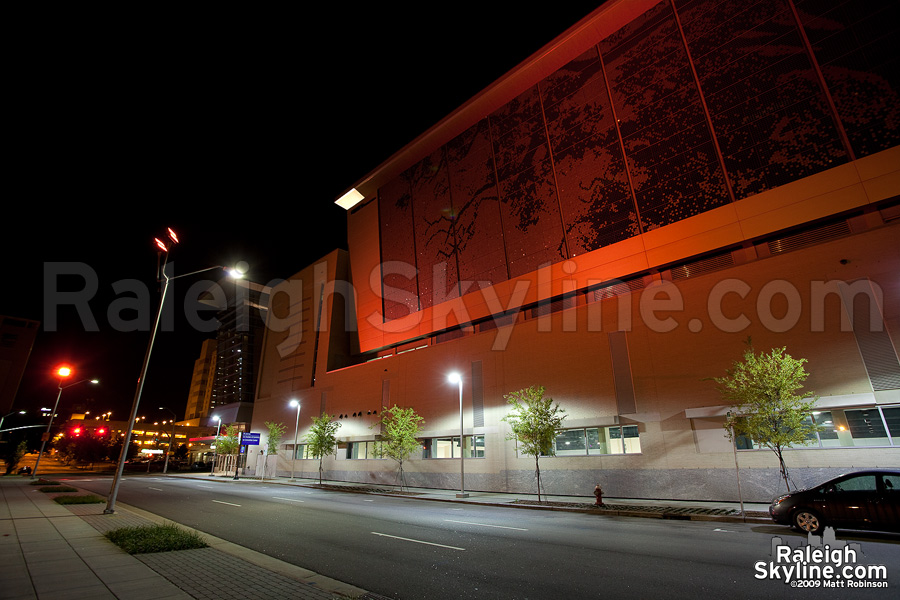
378, 176, 419, 320
409, 148, 459, 310
600, 1, 730, 230
542, 47, 639, 254
678, 0, 848, 199
490, 86, 567, 277
446, 120, 509, 291
375, 0, 899, 323
795, 0, 900, 157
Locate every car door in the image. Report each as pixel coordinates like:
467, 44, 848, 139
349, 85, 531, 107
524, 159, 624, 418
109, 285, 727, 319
822, 474, 878, 529
873, 473, 900, 530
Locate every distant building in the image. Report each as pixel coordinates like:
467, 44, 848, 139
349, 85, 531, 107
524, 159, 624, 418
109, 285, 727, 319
249, 0, 899, 501
196, 277, 270, 425
184, 338, 217, 421
0, 315, 39, 415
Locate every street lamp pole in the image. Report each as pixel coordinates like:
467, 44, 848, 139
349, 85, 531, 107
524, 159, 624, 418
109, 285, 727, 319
289, 399, 300, 481
448, 373, 468, 498
33, 368, 98, 479
210, 416, 221, 476
0, 410, 25, 440
105, 228, 245, 514
159, 407, 177, 474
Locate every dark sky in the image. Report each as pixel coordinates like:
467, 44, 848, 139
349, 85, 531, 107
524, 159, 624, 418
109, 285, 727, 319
5, 5, 602, 423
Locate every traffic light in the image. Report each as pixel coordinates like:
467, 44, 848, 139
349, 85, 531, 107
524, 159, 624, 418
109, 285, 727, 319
72, 426, 82, 437
96, 427, 106, 436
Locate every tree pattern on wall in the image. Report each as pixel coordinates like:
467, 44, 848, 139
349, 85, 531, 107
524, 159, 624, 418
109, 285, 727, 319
378, 0, 899, 321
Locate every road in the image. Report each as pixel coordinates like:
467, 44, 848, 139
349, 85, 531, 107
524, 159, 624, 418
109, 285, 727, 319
68, 475, 899, 599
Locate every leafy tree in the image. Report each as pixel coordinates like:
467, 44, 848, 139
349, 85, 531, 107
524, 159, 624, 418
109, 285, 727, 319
3, 439, 28, 475
306, 414, 342, 484
174, 443, 189, 461
372, 405, 424, 490
501, 385, 567, 502
215, 424, 240, 456
260, 421, 286, 479
716, 340, 819, 492
68, 431, 109, 468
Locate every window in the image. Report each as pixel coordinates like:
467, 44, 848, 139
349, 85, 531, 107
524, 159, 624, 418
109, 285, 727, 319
552, 426, 641, 456
347, 441, 380, 459
292, 444, 312, 459
735, 405, 900, 450
423, 435, 484, 459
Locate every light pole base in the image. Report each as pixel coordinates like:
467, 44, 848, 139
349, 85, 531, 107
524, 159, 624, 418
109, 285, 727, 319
456, 493, 470, 498
102, 508, 116, 515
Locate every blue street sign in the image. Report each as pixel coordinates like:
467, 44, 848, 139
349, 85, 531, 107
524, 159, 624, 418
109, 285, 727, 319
239, 432, 260, 446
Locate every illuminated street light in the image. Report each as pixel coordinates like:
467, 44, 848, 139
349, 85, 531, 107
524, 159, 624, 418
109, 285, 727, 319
447, 372, 468, 498
33, 367, 98, 479
210, 415, 222, 476
105, 228, 245, 514
0, 410, 26, 440
289, 399, 300, 481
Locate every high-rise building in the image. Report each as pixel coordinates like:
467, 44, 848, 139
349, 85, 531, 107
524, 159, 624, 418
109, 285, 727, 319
184, 338, 216, 421
250, 0, 898, 501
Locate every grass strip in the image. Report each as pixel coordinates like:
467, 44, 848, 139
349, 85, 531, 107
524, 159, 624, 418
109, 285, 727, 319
105, 523, 208, 554
53, 494, 104, 504
30, 479, 61, 486
39, 486, 77, 493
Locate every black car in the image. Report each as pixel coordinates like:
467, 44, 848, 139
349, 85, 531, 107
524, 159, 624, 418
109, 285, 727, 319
769, 469, 900, 534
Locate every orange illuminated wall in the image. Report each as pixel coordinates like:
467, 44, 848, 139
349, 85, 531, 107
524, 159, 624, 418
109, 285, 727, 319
348, 0, 900, 353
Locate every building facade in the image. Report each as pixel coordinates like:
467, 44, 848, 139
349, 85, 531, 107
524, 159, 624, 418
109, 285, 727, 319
184, 338, 217, 421
249, 0, 898, 501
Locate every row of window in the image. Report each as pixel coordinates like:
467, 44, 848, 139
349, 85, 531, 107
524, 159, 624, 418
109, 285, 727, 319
735, 405, 900, 450
290, 425, 643, 459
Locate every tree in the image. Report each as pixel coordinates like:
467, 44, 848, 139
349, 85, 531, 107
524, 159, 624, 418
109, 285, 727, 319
715, 340, 819, 492
215, 424, 240, 456
501, 385, 567, 502
372, 405, 424, 490
306, 414, 342, 484
3, 440, 28, 475
261, 421, 286, 479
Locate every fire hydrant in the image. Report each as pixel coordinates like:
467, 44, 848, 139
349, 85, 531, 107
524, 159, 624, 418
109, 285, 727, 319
593, 484, 604, 507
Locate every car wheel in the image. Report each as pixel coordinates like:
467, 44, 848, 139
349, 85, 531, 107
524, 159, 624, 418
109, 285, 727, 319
792, 509, 823, 534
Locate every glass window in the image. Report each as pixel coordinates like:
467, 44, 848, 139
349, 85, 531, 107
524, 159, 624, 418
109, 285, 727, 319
555, 429, 587, 456
834, 475, 877, 493
844, 409, 890, 446
882, 407, 900, 446
423, 436, 484, 458
882, 473, 900, 494
347, 441, 380, 459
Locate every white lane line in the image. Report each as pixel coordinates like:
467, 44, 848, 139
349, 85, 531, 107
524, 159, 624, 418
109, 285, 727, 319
196, 485, 213, 489
371, 532, 465, 551
148, 487, 164, 491
212, 500, 241, 507
272, 497, 304, 502
444, 519, 528, 531
363, 499, 374, 502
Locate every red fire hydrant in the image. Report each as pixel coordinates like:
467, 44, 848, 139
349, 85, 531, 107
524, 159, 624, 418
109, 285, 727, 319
593, 484, 604, 507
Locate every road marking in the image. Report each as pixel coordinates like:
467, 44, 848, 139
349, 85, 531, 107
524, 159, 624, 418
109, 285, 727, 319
272, 497, 304, 502
364, 499, 374, 502
148, 487, 164, 491
371, 532, 465, 551
712, 528, 734, 533
212, 500, 241, 507
196, 485, 213, 489
444, 519, 528, 531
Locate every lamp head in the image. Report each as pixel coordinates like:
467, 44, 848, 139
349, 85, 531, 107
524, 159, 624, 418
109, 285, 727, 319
448, 372, 461, 384
289, 399, 300, 408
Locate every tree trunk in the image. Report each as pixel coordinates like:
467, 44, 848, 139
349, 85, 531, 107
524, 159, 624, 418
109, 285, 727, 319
319, 457, 324, 484
776, 448, 790, 492
534, 455, 542, 503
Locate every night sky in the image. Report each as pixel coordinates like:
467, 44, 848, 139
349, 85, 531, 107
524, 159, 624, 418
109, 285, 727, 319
5, 5, 602, 426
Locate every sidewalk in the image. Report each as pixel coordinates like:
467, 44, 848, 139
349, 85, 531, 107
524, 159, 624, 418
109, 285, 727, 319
2, 471, 773, 600
0, 476, 368, 600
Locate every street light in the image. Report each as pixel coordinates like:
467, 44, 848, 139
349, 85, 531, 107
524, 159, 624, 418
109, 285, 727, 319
159, 407, 177, 474
447, 372, 468, 498
33, 366, 98, 479
0, 410, 26, 440
210, 415, 222, 476
105, 228, 245, 514
289, 399, 300, 481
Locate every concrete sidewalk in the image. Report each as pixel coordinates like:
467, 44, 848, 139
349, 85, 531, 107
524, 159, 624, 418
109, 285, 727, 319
0, 476, 367, 600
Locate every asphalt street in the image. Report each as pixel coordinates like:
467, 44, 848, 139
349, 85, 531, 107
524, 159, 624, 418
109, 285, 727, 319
66, 475, 900, 599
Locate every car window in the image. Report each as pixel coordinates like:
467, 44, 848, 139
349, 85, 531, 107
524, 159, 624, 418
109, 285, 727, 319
834, 475, 877, 492
883, 474, 900, 493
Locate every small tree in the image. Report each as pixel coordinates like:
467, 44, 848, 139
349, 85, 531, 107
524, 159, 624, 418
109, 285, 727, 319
215, 424, 240, 456
262, 421, 286, 479
716, 340, 819, 492
501, 385, 567, 502
3, 440, 28, 475
372, 405, 424, 490
306, 414, 342, 484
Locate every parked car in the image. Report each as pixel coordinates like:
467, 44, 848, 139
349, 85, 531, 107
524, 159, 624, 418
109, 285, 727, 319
769, 469, 900, 534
